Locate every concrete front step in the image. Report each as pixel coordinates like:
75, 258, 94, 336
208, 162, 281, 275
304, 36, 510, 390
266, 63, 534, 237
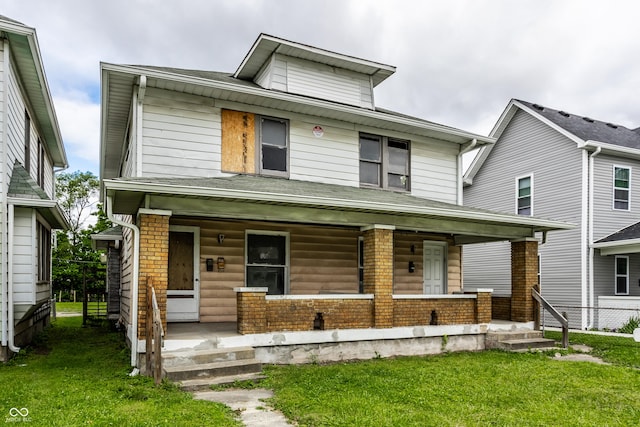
162, 346, 256, 368
179, 372, 267, 392
486, 330, 557, 351
164, 357, 263, 382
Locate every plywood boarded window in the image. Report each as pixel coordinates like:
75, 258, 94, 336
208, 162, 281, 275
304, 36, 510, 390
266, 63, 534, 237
221, 109, 256, 173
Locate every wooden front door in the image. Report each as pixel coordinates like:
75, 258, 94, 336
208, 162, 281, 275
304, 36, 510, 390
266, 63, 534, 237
423, 242, 446, 294
167, 226, 200, 322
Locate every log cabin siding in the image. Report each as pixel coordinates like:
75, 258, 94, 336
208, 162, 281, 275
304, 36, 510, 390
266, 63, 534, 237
171, 217, 463, 322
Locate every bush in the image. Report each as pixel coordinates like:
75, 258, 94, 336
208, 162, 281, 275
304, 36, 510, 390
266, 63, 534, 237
619, 315, 640, 334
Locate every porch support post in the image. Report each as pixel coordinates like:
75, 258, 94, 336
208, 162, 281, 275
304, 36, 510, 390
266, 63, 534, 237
511, 238, 538, 322
476, 288, 493, 324
235, 287, 268, 334
362, 225, 395, 328
137, 209, 171, 339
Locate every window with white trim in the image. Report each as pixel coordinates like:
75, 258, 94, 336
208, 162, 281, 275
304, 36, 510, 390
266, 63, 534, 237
615, 255, 629, 295
359, 133, 410, 191
613, 166, 630, 211
258, 116, 289, 177
246, 231, 289, 295
516, 175, 532, 216
358, 237, 364, 293
36, 221, 51, 283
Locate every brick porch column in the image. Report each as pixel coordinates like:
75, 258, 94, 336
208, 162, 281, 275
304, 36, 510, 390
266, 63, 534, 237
511, 238, 538, 322
235, 287, 268, 334
476, 289, 493, 324
137, 209, 171, 339
362, 225, 394, 328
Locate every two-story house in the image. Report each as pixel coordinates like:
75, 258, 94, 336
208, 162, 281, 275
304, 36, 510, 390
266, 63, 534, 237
0, 16, 69, 361
464, 99, 640, 330
99, 34, 571, 368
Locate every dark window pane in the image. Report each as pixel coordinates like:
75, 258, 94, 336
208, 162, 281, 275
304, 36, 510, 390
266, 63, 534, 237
616, 258, 627, 275
246, 266, 285, 295
614, 200, 629, 210
388, 173, 408, 190
616, 277, 627, 294
518, 206, 531, 216
360, 161, 380, 185
262, 119, 286, 147
518, 197, 531, 209
262, 145, 287, 171
360, 135, 381, 161
247, 234, 286, 265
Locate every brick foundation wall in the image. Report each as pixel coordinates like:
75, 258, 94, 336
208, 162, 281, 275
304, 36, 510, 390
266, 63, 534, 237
266, 299, 374, 331
137, 213, 170, 339
492, 296, 512, 320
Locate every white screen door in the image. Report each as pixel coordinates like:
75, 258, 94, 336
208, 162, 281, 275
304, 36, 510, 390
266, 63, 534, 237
423, 242, 446, 294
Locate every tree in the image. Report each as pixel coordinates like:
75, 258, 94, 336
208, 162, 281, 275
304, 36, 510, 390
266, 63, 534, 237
52, 171, 112, 299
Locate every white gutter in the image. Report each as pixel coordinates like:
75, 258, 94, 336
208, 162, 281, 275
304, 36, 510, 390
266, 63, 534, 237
587, 146, 601, 329
7, 204, 19, 352
106, 195, 140, 367
457, 138, 477, 205
1, 39, 8, 348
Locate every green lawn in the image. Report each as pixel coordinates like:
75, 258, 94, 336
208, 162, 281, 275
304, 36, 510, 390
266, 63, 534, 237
264, 335, 640, 426
0, 317, 240, 426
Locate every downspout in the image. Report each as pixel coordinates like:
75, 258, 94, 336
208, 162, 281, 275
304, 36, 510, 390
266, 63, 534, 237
587, 145, 601, 329
7, 203, 19, 352
457, 138, 477, 205
1, 39, 9, 348
106, 195, 140, 367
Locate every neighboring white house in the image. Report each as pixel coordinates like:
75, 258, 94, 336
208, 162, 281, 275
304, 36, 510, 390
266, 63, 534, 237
464, 98, 640, 329
0, 16, 69, 361
99, 34, 571, 368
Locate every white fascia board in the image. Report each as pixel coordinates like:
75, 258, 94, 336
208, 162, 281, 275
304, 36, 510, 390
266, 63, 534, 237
592, 238, 640, 249
101, 63, 493, 145
579, 140, 640, 160
103, 179, 574, 231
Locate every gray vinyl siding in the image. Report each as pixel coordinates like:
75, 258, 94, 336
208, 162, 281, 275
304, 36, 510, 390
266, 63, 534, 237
464, 109, 584, 310
12, 208, 34, 305
411, 139, 458, 204
591, 154, 640, 240
462, 241, 511, 294
7, 58, 25, 172
255, 55, 287, 92
593, 252, 640, 298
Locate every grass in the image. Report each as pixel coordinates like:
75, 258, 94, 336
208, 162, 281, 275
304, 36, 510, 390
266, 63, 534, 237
0, 317, 240, 426
54, 301, 82, 313
545, 330, 640, 368
264, 338, 640, 426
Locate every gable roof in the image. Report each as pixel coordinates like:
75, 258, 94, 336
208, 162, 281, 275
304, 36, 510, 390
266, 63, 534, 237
0, 16, 67, 168
234, 33, 396, 87
465, 98, 640, 184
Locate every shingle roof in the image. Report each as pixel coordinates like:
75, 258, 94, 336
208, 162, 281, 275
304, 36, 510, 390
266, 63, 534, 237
8, 161, 50, 200
517, 99, 640, 150
595, 221, 640, 243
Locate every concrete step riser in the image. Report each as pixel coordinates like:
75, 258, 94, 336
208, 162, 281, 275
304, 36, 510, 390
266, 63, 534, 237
486, 331, 544, 341
165, 360, 262, 382
163, 348, 255, 368
499, 340, 556, 351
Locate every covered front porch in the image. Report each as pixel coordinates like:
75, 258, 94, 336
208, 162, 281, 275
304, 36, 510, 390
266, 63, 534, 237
102, 175, 572, 365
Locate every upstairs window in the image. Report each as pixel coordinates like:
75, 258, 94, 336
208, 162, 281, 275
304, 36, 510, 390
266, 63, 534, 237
613, 166, 630, 211
516, 175, 532, 216
259, 117, 288, 176
359, 133, 410, 191
37, 139, 45, 188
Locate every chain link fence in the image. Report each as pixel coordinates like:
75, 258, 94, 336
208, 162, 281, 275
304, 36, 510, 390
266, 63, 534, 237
541, 305, 640, 333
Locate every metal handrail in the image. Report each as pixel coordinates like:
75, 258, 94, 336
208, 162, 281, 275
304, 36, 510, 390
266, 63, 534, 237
532, 288, 568, 348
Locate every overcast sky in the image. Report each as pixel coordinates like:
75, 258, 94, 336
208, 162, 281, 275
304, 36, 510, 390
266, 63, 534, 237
4, 0, 640, 175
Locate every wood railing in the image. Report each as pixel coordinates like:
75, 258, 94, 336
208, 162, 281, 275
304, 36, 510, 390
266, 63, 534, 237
532, 288, 568, 348
145, 276, 164, 385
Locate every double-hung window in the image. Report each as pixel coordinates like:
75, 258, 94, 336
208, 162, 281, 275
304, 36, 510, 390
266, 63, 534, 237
615, 255, 629, 295
613, 166, 630, 211
259, 116, 288, 177
359, 133, 410, 191
516, 175, 532, 216
36, 222, 51, 283
246, 232, 289, 295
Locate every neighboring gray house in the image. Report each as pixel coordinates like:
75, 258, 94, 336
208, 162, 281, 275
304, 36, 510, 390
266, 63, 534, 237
464, 98, 640, 329
0, 16, 69, 361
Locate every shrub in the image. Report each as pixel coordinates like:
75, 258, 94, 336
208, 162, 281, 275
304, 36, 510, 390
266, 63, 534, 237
619, 315, 640, 334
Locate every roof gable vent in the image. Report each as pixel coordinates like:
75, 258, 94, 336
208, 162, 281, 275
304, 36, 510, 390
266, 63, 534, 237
558, 111, 570, 117
582, 117, 594, 123
532, 103, 544, 111
606, 122, 618, 129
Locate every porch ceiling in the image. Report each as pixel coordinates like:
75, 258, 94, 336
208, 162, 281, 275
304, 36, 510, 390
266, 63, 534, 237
104, 175, 573, 243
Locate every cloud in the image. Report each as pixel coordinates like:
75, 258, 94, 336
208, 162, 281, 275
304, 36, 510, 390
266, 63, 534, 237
53, 91, 100, 169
